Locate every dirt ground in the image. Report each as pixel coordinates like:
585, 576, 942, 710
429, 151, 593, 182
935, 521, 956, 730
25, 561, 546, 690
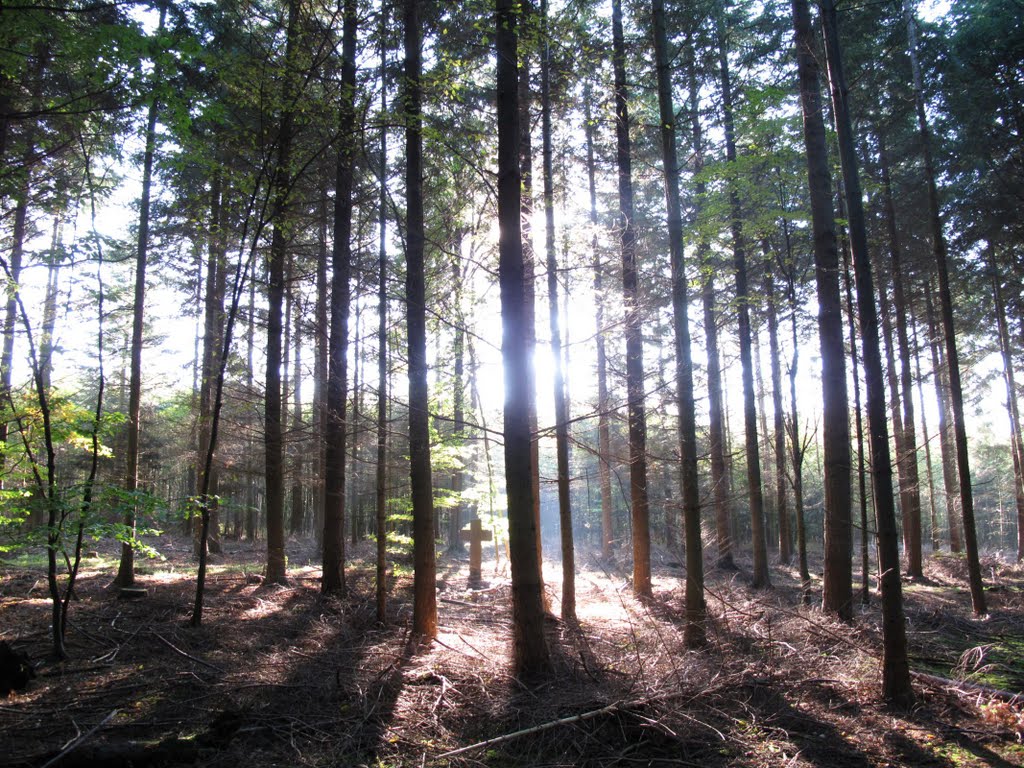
2, 537, 1023, 767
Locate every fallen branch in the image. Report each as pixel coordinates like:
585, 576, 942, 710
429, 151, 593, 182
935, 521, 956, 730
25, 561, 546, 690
436, 691, 692, 759
152, 632, 225, 674
39, 709, 117, 768
912, 671, 1022, 703
439, 597, 486, 609
435, 701, 622, 758
94, 624, 143, 664
34, 736, 200, 768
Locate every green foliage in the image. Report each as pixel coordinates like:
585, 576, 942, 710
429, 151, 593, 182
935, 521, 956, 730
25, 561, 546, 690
0, 489, 31, 553
387, 530, 413, 549
182, 493, 219, 521
0, 388, 121, 489
0, 481, 165, 564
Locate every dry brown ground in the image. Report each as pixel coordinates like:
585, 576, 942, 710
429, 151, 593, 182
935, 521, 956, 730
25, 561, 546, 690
2, 537, 1023, 768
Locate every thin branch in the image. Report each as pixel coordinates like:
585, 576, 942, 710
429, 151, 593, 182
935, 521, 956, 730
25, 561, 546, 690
153, 631, 226, 673
38, 709, 118, 768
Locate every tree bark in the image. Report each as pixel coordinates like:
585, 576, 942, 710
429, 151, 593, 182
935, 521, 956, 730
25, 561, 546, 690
283, 252, 293, 538
497, 0, 550, 678
195, 165, 227, 560
1, 44, 48, 488
717, 10, 770, 588
754, 331, 774, 552
245, 272, 258, 543
350, 297, 362, 545
612, 0, 652, 598
878, 271, 908, 562
652, 0, 705, 644
783, 250, 812, 599
841, 233, 871, 605
375, 7, 389, 621
878, 131, 923, 577
322, 0, 358, 595
39, 220, 61, 394
818, 0, 913, 705
925, 281, 961, 552
116, 9, 164, 586
1, 162, 30, 488
792, 0, 852, 618
518, 3, 546, 600
682, 33, 732, 569
583, 85, 614, 564
405, 0, 437, 637
762, 254, 790, 566
314, 187, 329, 551
448, 256, 466, 553
903, 0, 985, 614
910, 310, 941, 552
988, 248, 1024, 561
539, 0, 575, 621
264, 0, 303, 587
290, 289, 304, 535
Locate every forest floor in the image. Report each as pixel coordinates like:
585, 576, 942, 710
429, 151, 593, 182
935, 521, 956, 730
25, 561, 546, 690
2, 537, 1024, 768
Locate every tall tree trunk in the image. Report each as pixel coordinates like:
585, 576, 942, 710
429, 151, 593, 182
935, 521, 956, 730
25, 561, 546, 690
281, 254, 294, 541
1, 165, 30, 488
264, 0, 301, 586
988, 248, 1024, 561
878, 271, 908, 564
911, 311, 941, 552
878, 131, 923, 578
190, 168, 261, 626
116, 13, 164, 585
39, 221, 61, 394
518, 3, 546, 597
792, 0, 852, 618
754, 331, 775, 552
784, 272, 811, 598
539, 0, 575, 621
376, 12, 389, 620
925, 281, 961, 552
405, 0, 437, 637
819, 0, 913, 705
762, 255, 790, 566
584, 85, 614, 563
652, 0, 705, 644
290, 291, 304, 535
842, 233, 871, 605
612, 0, 652, 598
717, 11, 770, 588
322, 0, 357, 594
246, 273, 258, 542
431, 340, 442, 542
265, 224, 288, 580
447, 253, 466, 554
903, 0, 985, 614
314, 187, 329, 550
497, 0, 550, 678
350, 297, 362, 544
686, 31, 731, 567
195, 165, 227, 560
1, 45, 47, 487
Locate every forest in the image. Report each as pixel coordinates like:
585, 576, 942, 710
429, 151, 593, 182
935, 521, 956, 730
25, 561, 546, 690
1, 0, 1023, 765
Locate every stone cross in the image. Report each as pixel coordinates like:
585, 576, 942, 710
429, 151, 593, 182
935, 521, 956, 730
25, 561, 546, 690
459, 519, 492, 581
